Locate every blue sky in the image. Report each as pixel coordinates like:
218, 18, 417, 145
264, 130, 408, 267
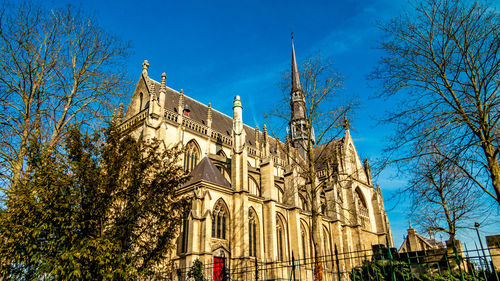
52, 0, 498, 248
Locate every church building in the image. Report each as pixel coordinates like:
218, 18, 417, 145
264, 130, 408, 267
120, 40, 393, 280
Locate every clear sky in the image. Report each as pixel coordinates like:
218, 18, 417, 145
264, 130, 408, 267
48, 0, 499, 249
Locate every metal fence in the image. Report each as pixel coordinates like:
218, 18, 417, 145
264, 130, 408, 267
173, 241, 500, 281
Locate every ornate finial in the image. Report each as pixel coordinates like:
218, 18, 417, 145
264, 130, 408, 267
118, 103, 124, 119
343, 116, 350, 130
142, 60, 149, 75
180, 89, 184, 95
161, 73, 166, 91
207, 102, 212, 119
263, 124, 267, 135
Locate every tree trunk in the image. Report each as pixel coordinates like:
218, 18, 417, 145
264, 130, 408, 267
481, 141, 500, 206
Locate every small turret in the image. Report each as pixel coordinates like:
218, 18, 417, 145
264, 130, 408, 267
231, 95, 248, 192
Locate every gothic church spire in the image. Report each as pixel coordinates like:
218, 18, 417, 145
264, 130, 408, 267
291, 33, 302, 92
289, 34, 308, 159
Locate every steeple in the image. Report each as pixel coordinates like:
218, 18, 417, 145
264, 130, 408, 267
289, 34, 308, 159
291, 33, 302, 92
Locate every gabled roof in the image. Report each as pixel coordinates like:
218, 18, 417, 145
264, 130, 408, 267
184, 157, 231, 188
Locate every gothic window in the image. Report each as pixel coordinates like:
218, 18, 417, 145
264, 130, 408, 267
212, 200, 228, 239
300, 222, 310, 260
248, 176, 261, 196
184, 140, 200, 173
248, 209, 258, 257
181, 213, 189, 253
355, 188, 370, 228
139, 92, 143, 111
276, 215, 286, 261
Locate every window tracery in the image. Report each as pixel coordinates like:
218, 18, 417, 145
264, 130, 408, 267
184, 140, 200, 173
248, 209, 258, 257
212, 200, 227, 239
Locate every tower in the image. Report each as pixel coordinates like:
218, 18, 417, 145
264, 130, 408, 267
288, 36, 310, 159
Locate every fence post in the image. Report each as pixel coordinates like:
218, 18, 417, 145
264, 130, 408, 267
464, 243, 477, 281
335, 244, 341, 281
255, 257, 258, 281
452, 239, 465, 281
386, 236, 396, 281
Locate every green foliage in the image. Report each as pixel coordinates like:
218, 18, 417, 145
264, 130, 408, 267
0, 121, 190, 280
350, 260, 485, 281
351, 260, 413, 281
187, 259, 207, 281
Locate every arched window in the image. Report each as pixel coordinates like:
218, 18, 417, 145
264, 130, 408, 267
301, 222, 310, 259
184, 140, 200, 173
181, 212, 189, 253
248, 176, 261, 196
212, 200, 228, 239
248, 209, 258, 257
355, 188, 369, 228
276, 215, 286, 261
139, 92, 143, 111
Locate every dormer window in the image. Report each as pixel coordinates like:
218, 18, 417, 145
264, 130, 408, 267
183, 104, 190, 117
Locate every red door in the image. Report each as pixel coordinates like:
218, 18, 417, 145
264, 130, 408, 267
213, 257, 225, 281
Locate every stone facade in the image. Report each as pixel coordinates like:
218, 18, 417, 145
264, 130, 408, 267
120, 42, 393, 280
398, 226, 445, 253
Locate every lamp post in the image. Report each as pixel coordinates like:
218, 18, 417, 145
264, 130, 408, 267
474, 222, 490, 272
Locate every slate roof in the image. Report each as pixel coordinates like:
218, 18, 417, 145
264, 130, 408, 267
150, 79, 258, 147
147, 78, 342, 161
184, 157, 231, 188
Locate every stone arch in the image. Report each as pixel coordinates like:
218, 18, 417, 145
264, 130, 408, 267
184, 139, 201, 173
300, 219, 311, 260
354, 187, 367, 208
322, 225, 333, 268
276, 184, 284, 203
299, 193, 309, 211
212, 198, 230, 240
216, 149, 227, 159
276, 212, 288, 261
354, 187, 370, 229
248, 176, 261, 196
248, 207, 260, 258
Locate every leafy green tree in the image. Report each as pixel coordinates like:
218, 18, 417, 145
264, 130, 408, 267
0, 120, 189, 280
187, 259, 207, 281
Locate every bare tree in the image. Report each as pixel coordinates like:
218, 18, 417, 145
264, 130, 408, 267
405, 140, 487, 240
0, 1, 129, 187
371, 0, 500, 206
267, 48, 354, 281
